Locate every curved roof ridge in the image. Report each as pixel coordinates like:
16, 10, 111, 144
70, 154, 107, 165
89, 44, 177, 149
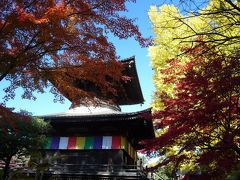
120, 56, 135, 62
41, 108, 151, 118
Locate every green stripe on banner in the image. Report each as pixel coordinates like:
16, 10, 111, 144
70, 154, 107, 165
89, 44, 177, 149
85, 136, 94, 149
125, 140, 129, 153
45, 137, 52, 149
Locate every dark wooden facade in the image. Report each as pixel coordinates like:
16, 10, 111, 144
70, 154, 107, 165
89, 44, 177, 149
41, 108, 154, 179
39, 57, 154, 179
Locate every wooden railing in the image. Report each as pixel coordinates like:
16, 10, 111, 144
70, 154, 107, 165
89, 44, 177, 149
25, 163, 148, 179
49, 163, 144, 173
0, 162, 150, 179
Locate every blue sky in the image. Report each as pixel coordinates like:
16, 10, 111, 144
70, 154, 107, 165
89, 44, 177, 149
0, 0, 163, 115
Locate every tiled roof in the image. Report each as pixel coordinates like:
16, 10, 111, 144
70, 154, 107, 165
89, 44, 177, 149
42, 108, 151, 120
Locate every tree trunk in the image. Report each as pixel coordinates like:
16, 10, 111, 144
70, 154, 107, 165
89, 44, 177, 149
3, 156, 12, 180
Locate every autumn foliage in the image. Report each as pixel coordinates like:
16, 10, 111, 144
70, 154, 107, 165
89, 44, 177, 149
0, 0, 149, 104
144, 44, 240, 178
0, 0, 150, 126
1, 1, 151, 176
0, 106, 50, 179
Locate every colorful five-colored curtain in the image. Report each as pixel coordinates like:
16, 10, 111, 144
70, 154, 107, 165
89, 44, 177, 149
45, 136, 137, 160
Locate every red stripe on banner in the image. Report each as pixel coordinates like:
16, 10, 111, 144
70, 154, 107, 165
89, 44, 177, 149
68, 137, 77, 149
112, 136, 121, 149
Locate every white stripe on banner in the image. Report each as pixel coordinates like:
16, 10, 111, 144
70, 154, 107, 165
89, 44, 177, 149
59, 137, 69, 149
102, 136, 112, 149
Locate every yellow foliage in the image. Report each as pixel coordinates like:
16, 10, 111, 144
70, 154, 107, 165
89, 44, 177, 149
149, 0, 240, 110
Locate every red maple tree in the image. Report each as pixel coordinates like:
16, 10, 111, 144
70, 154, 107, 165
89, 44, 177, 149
0, 0, 149, 117
0, 0, 150, 100
143, 44, 240, 178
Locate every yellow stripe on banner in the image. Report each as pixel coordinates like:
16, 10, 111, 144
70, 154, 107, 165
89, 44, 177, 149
120, 136, 126, 149
76, 137, 85, 149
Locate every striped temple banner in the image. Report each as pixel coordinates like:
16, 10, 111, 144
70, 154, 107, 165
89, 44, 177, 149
45, 136, 137, 160
59, 137, 68, 149
85, 136, 94, 149
51, 137, 60, 149
112, 136, 121, 149
76, 137, 85, 149
67, 137, 77, 149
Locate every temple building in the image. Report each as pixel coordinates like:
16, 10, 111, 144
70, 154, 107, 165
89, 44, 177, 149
41, 57, 155, 179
